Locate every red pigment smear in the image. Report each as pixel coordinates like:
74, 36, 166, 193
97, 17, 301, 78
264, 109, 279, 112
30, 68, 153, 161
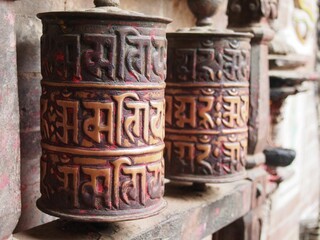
21, 184, 27, 191
72, 75, 82, 83
129, 71, 136, 79
215, 208, 220, 215
150, 30, 156, 40
55, 53, 65, 62
97, 184, 103, 193
0, 175, 9, 190
22, 203, 29, 210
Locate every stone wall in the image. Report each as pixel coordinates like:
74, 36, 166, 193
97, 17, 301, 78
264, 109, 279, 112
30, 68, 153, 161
268, 82, 320, 240
0, 1, 21, 239
14, 0, 65, 232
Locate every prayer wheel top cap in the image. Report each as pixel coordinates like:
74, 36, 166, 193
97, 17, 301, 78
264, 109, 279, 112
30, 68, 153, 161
37, 0, 171, 24
169, 0, 251, 38
171, 26, 253, 38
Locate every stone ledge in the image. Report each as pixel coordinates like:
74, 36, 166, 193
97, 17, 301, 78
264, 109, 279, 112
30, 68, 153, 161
14, 180, 252, 240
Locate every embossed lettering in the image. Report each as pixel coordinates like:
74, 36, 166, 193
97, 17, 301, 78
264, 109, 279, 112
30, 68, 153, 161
125, 101, 150, 144
174, 96, 197, 128
83, 102, 114, 144
56, 100, 79, 144
174, 142, 195, 173
152, 37, 167, 79
122, 165, 147, 205
224, 48, 250, 81
126, 36, 152, 81
176, 49, 197, 81
113, 92, 139, 146
147, 161, 163, 199
82, 167, 112, 209
57, 165, 80, 208
111, 157, 132, 208
223, 96, 242, 128
150, 100, 165, 140
197, 49, 215, 81
196, 144, 213, 174
82, 34, 116, 80
198, 96, 215, 129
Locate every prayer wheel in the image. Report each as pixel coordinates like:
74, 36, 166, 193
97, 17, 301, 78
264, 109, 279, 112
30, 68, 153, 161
165, 0, 252, 183
37, 0, 170, 222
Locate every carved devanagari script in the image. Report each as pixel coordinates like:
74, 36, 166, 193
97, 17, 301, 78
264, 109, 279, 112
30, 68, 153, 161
37, 9, 170, 221
165, 34, 251, 182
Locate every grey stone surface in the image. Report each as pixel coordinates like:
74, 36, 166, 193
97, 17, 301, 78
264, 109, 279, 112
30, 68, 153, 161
18, 73, 41, 131
0, 1, 21, 239
14, 180, 252, 240
15, 16, 42, 73
13, 0, 63, 232
14, 0, 65, 16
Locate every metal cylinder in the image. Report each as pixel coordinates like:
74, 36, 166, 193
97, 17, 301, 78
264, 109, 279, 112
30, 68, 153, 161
165, 30, 252, 183
37, 4, 170, 222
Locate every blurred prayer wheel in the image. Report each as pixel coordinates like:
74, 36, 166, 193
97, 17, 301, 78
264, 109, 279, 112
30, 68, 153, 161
37, 0, 170, 222
164, 0, 252, 183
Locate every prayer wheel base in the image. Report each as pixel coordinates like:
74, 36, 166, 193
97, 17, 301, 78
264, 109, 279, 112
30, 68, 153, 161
37, 198, 167, 222
167, 172, 247, 184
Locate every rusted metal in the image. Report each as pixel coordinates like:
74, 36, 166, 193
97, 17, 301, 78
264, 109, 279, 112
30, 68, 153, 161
263, 147, 296, 183
37, 0, 170, 222
164, 0, 252, 183
264, 148, 296, 167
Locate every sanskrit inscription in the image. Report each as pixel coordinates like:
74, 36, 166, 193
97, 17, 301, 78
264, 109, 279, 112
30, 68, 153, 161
167, 39, 250, 83
38, 12, 170, 221
41, 152, 164, 210
41, 86, 165, 148
165, 35, 251, 181
165, 133, 247, 178
41, 27, 167, 83
165, 88, 249, 130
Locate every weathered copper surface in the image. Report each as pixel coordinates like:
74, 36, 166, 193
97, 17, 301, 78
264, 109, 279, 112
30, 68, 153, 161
37, 1, 170, 222
165, 0, 252, 183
